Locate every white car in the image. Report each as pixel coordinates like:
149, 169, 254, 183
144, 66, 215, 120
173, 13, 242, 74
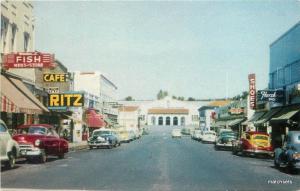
192, 130, 202, 141
201, 131, 217, 143
172, 129, 182, 138
0, 120, 19, 169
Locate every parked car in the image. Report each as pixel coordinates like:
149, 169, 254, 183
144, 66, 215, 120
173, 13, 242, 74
172, 128, 182, 138
13, 124, 68, 163
232, 131, 273, 157
118, 129, 131, 143
0, 120, 19, 169
191, 130, 202, 141
215, 130, 238, 150
201, 131, 217, 143
181, 128, 191, 135
274, 131, 300, 171
88, 129, 120, 149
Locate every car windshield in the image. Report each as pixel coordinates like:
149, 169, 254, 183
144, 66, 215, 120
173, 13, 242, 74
253, 135, 268, 140
221, 132, 237, 137
93, 131, 111, 136
27, 127, 46, 135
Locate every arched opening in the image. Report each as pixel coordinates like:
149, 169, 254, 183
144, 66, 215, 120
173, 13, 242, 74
151, 116, 156, 125
173, 117, 178, 126
181, 117, 185, 126
166, 117, 171, 126
158, 116, 163, 125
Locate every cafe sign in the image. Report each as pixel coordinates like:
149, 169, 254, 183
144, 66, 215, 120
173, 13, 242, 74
257, 90, 284, 102
48, 93, 84, 109
2, 52, 55, 69
43, 73, 68, 82
248, 74, 256, 110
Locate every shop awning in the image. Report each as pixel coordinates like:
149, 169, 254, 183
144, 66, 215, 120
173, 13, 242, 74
0, 75, 48, 114
270, 104, 300, 123
242, 111, 266, 125
228, 118, 245, 127
254, 107, 281, 126
211, 120, 229, 128
86, 109, 105, 128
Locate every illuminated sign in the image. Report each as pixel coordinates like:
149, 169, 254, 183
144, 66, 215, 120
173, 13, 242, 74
47, 87, 60, 94
257, 90, 284, 102
248, 74, 256, 110
48, 93, 84, 108
2, 52, 55, 69
43, 73, 67, 82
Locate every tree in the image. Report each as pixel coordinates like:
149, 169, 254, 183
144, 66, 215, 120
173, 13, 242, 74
125, 96, 134, 101
157, 90, 168, 100
188, 97, 196, 101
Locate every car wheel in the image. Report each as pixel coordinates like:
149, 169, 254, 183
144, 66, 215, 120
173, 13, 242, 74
39, 151, 47, 163
58, 153, 65, 159
5, 151, 16, 169
108, 145, 113, 149
232, 148, 237, 155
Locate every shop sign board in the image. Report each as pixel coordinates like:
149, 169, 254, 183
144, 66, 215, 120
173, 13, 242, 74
229, 108, 244, 115
2, 52, 55, 69
43, 73, 68, 82
48, 93, 84, 109
47, 87, 60, 94
248, 74, 256, 109
257, 90, 284, 102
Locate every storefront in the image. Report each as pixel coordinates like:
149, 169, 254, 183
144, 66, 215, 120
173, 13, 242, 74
0, 74, 49, 129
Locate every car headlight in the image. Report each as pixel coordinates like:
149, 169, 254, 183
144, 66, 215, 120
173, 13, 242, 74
35, 139, 41, 146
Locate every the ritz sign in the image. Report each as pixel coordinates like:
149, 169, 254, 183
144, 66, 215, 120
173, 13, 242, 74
2, 52, 55, 69
48, 93, 84, 109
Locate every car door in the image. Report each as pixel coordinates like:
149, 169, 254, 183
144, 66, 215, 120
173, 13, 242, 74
0, 122, 10, 159
43, 128, 60, 155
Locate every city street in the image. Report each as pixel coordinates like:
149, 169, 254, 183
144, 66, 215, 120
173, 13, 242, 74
1, 126, 300, 191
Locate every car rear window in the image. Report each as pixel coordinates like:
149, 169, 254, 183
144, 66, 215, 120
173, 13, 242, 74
253, 135, 268, 140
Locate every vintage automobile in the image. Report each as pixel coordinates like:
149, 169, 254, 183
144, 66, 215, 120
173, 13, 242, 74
172, 128, 182, 138
118, 129, 132, 143
13, 124, 68, 163
201, 131, 217, 143
191, 130, 202, 141
232, 131, 273, 157
274, 131, 300, 171
215, 130, 238, 150
0, 119, 19, 169
88, 129, 120, 149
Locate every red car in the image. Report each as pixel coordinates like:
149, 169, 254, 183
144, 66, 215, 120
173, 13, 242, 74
232, 131, 273, 157
13, 124, 68, 163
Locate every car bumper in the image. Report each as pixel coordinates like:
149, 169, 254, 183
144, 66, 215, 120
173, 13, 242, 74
216, 143, 233, 147
88, 142, 111, 147
19, 148, 43, 157
244, 149, 274, 156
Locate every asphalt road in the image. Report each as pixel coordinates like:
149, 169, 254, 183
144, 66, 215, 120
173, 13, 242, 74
1, 126, 300, 191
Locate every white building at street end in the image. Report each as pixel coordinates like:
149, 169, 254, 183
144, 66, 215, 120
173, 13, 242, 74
72, 71, 118, 123
119, 97, 210, 128
118, 106, 140, 129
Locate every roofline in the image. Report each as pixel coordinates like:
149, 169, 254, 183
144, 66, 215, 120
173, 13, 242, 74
270, 20, 300, 47
100, 74, 118, 90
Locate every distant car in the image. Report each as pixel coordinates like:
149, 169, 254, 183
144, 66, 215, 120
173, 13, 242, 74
201, 131, 217, 143
0, 120, 19, 169
88, 129, 120, 149
232, 131, 273, 157
274, 131, 300, 171
172, 129, 182, 138
181, 128, 191, 135
13, 124, 68, 163
118, 129, 131, 143
191, 130, 202, 141
215, 130, 238, 150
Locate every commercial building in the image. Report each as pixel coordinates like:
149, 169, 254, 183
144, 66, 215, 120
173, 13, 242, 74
118, 106, 140, 129
72, 71, 118, 123
119, 97, 209, 128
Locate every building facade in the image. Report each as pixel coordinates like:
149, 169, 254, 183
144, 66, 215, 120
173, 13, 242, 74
118, 106, 140, 129
119, 97, 209, 128
72, 71, 118, 123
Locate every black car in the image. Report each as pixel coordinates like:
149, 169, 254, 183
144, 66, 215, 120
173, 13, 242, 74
274, 131, 300, 171
215, 130, 238, 150
88, 129, 120, 149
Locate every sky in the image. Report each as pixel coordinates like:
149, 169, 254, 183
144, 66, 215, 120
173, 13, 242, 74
34, 0, 300, 100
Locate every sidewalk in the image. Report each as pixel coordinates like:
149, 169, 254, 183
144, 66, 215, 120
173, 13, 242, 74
68, 141, 88, 152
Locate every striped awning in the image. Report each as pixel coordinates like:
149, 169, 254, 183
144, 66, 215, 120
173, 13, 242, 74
0, 74, 48, 114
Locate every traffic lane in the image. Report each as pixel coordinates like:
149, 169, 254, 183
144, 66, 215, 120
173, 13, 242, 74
166, 137, 300, 191
1, 135, 164, 191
